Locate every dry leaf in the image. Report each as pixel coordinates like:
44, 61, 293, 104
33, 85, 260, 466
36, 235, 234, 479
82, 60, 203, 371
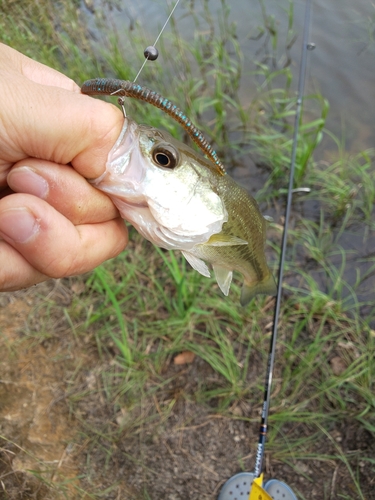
173, 351, 196, 365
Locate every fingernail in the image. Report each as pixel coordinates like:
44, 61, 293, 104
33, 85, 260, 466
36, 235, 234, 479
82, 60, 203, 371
8, 166, 49, 199
0, 208, 40, 243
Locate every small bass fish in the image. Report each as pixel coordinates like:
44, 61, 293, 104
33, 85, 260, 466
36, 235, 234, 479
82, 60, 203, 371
88, 117, 276, 305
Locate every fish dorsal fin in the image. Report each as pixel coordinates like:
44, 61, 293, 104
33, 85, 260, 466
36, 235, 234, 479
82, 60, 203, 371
213, 265, 233, 296
181, 251, 211, 278
205, 234, 248, 247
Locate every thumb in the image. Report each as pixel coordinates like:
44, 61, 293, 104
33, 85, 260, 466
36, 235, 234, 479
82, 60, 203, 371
1, 69, 123, 179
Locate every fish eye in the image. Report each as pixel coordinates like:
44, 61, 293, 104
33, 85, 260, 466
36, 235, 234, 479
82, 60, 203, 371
151, 143, 179, 169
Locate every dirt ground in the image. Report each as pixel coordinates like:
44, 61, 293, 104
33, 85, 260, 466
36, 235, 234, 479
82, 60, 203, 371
0, 283, 374, 500
0, 286, 81, 499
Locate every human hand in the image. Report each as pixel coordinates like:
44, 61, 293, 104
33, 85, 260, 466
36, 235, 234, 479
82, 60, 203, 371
0, 43, 128, 292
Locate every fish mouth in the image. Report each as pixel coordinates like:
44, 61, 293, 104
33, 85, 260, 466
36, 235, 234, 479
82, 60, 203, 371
89, 117, 146, 195
113, 116, 131, 151
108, 117, 139, 173
124, 200, 148, 208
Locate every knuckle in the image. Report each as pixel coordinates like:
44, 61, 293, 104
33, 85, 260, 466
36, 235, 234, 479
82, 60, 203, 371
41, 250, 82, 279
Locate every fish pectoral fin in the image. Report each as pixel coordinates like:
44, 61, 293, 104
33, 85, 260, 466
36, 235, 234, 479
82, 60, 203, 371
205, 234, 248, 247
241, 272, 277, 306
263, 215, 274, 223
181, 251, 211, 278
213, 265, 233, 296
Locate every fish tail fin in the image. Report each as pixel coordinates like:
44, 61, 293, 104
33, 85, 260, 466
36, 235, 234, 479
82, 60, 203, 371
240, 272, 277, 307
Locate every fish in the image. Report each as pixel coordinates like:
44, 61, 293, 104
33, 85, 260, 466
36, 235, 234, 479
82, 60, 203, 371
90, 117, 277, 305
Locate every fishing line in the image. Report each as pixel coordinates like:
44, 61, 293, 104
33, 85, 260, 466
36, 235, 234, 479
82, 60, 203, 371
133, 0, 181, 83
116, 0, 181, 116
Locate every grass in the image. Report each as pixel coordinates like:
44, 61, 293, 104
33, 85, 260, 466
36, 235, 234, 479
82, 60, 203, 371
1, 0, 375, 499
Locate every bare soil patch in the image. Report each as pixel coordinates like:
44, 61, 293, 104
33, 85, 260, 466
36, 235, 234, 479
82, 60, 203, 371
1, 282, 374, 499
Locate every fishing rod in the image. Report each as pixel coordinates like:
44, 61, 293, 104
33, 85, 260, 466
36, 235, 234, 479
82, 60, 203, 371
85, 0, 313, 497
218, 0, 313, 498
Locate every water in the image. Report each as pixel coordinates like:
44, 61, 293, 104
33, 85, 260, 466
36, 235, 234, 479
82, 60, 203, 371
298, 0, 375, 153
90, 0, 375, 153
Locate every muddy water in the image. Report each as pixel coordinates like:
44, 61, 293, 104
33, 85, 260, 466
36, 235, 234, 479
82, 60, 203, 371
100, 0, 375, 153
255, 0, 375, 153
304, 0, 375, 152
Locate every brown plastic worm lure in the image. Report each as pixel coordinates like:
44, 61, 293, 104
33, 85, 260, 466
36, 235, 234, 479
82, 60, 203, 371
81, 78, 226, 175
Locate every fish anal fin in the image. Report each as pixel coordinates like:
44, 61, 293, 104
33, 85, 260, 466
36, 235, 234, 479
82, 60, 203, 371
240, 272, 277, 306
181, 251, 211, 278
206, 233, 248, 247
213, 265, 233, 296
